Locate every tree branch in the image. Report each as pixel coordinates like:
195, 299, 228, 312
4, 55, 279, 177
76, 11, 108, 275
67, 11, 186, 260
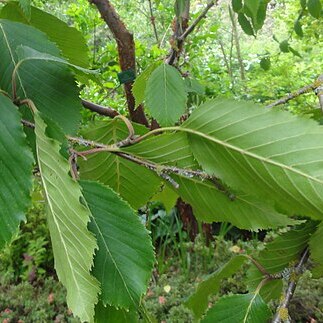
272, 248, 309, 323
229, 5, 245, 80
165, 0, 190, 65
89, 0, 149, 127
147, 0, 159, 45
178, 1, 216, 41
81, 99, 119, 117
266, 76, 323, 109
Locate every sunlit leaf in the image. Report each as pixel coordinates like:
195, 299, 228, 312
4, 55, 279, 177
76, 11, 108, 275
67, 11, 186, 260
34, 112, 99, 322
184, 99, 323, 221
145, 63, 187, 126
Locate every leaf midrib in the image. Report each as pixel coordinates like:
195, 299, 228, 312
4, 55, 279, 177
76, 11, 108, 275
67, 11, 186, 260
91, 213, 137, 308
156, 126, 323, 186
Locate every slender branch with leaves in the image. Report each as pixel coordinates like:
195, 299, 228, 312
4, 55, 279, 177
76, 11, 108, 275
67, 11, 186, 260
0, 0, 322, 322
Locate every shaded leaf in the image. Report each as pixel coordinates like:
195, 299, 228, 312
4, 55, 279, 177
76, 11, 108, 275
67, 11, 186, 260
279, 39, 290, 52
0, 19, 82, 134
247, 222, 317, 301
300, 0, 307, 9
244, 0, 259, 20
255, 0, 268, 31
202, 293, 271, 323
289, 46, 302, 58
0, 94, 33, 250
79, 120, 161, 209
308, 0, 322, 18
309, 221, 323, 277
171, 175, 294, 230
95, 302, 138, 323
15, 45, 97, 81
238, 13, 255, 36
18, 0, 30, 19
150, 184, 178, 212
183, 99, 323, 221
294, 19, 304, 37
145, 63, 187, 126
260, 57, 270, 70
34, 112, 99, 322
81, 181, 155, 309
186, 255, 247, 319
232, 0, 243, 13
1, 2, 90, 67
184, 78, 205, 95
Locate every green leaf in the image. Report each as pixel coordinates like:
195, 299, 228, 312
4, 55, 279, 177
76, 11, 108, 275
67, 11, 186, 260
150, 184, 178, 212
294, 19, 304, 37
232, 0, 243, 13
1, 2, 90, 67
247, 222, 317, 301
279, 39, 290, 52
145, 63, 187, 126
81, 180, 155, 309
308, 0, 322, 18
184, 78, 205, 95
300, 0, 307, 9
202, 293, 271, 323
238, 13, 255, 36
15, 45, 97, 80
183, 99, 323, 221
124, 132, 198, 169
34, 112, 99, 322
289, 46, 302, 58
95, 302, 138, 323
78, 120, 161, 209
260, 57, 270, 70
0, 19, 82, 134
255, 0, 268, 31
244, 0, 259, 20
132, 62, 161, 108
309, 221, 323, 277
186, 255, 247, 319
18, 0, 30, 20
0, 94, 33, 250
123, 132, 294, 230
171, 175, 294, 230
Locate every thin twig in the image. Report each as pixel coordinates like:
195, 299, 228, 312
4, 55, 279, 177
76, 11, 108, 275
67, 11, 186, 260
178, 1, 216, 41
245, 255, 271, 277
114, 114, 135, 138
147, 0, 159, 45
315, 74, 323, 111
21, 119, 35, 129
229, 5, 245, 80
266, 76, 323, 109
81, 99, 119, 118
272, 248, 310, 323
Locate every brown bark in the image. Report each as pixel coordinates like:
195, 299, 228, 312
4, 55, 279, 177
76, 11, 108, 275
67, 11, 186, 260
177, 198, 212, 243
81, 99, 119, 117
89, 0, 149, 126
